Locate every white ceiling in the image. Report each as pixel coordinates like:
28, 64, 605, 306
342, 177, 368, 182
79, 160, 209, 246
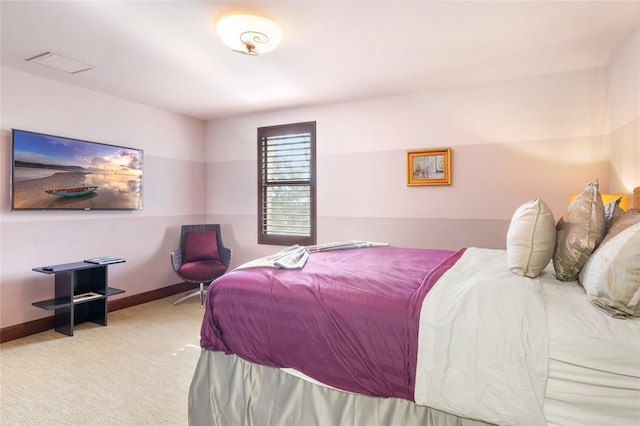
1, 1, 639, 122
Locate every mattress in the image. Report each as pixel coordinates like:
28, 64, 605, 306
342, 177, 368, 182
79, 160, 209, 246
537, 266, 640, 426
190, 247, 640, 426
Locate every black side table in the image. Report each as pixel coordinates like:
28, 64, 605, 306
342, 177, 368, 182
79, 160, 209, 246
32, 260, 125, 336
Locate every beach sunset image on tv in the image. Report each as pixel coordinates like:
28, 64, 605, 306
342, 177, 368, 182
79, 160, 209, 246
11, 129, 143, 210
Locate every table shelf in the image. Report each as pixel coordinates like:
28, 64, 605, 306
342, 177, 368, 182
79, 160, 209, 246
32, 287, 125, 311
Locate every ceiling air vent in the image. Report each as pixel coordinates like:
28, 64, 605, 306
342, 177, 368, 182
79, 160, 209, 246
26, 52, 95, 74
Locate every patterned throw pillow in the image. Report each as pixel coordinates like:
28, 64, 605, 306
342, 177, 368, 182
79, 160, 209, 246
506, 198, 556, 278
553, 179, 606, 281
601, 209, 640, 242
604, 196, 625, 231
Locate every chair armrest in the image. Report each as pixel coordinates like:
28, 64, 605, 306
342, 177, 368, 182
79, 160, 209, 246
170, 248, 182, 272
219, 247, 232, 270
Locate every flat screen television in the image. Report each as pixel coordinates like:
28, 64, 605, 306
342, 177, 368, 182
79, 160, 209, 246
11, 129, 143, 210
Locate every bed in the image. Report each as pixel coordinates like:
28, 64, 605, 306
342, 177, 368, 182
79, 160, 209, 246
189, 187, 640, 426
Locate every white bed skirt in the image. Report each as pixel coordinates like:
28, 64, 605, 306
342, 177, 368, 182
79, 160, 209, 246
188, 350, 494, 426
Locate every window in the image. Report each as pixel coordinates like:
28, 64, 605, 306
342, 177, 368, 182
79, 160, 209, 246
258, 121, 316, 246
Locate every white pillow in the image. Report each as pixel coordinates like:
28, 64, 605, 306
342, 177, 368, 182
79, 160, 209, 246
579, 222, 640, 318
506, 198, 556, 278
579, 209, 640, 282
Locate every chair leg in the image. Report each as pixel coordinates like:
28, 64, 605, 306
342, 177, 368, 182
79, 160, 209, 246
174, 282, 207, 307
199, 282, 205, 307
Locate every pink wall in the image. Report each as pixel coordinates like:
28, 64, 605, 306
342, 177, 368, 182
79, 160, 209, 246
608, 28, 640, 195
1, 28, 637, 330
205, 66, 621, 266
0, 68, 208, 328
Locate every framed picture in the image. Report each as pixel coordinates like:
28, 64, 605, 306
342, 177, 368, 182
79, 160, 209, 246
406, 148, 451, 186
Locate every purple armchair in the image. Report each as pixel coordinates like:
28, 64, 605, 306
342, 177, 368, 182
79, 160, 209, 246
171, 224, 232, 306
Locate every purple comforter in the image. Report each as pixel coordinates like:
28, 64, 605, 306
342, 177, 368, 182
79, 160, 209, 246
200, 246, 464, 401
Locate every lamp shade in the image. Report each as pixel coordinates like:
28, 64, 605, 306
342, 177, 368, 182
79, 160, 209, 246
216, 14, 283, 55
569, 193, 628, 211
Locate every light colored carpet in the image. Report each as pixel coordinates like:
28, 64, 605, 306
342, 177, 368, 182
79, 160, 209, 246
0, 296, 205, 425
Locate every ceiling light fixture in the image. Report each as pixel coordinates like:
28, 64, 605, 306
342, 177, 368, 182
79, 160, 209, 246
216, 13, 283, 56
26, 52, 94, 74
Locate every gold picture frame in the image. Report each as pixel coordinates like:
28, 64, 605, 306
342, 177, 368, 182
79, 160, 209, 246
407, 148, 452, 186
